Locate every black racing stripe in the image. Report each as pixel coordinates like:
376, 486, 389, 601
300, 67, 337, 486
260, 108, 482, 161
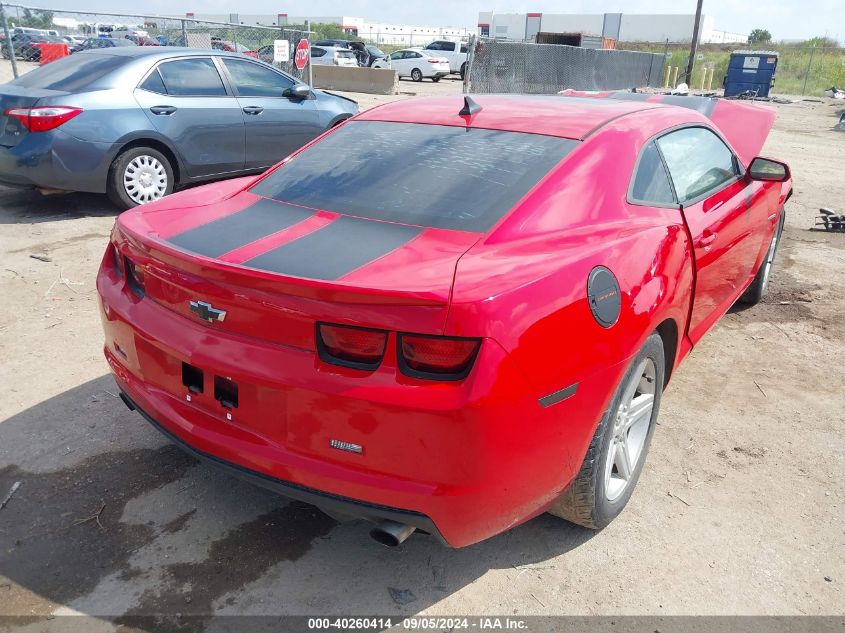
244, 216, 422, 280
658, 95, 717, 118
539, 382, 579, 408
167, 198, 314, 258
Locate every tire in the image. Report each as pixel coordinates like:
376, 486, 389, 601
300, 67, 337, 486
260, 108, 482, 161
739, 209, 784, 305
411, 68, 423, 82
107, 146, 174, 209
431, 76, 441, 83
460, 63, 466, 80
548, 333, 665, 529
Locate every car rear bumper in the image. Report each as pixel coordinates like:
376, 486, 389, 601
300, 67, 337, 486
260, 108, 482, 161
0, 130, 115, 193
118, 387, 447, 542
97, 252, 615, 546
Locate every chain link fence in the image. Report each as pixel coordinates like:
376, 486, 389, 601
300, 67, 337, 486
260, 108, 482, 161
622, 42, 845, 97
465, 37, 666, 94
0, 3, 312, 84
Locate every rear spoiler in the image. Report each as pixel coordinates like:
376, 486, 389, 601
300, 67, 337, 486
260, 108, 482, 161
558, 90, 776, 167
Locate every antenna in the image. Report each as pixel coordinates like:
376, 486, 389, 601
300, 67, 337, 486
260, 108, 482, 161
459, 96, 482, 116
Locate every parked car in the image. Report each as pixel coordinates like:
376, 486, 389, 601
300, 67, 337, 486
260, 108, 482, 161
372, 48, 450, 82
309, 46, 358, 67
2, 33, 67, 62
96, 93, 791, 547
126, 34, 161, 47
364, 44, 387, 66
211, 39, 258, 59
74, 37, 136, 52
62, 35, 87, 52
423, 39, 468, 78
0, 48, 357, 207
112, 26, 148, 38
312, 39, 372, 66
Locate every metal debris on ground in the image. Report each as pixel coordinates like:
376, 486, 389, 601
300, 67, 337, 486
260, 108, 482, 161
0, 481, 22, 511
29, 253, 52, 262
815, 208, 845, 232
824, 86, 845, 99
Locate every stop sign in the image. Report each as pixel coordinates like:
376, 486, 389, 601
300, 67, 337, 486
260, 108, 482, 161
295, 38, 309, 70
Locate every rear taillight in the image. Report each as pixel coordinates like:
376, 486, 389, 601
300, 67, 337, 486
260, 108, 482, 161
124, 257, 145, 297
111, 244, 122, 278
427, 59, 439, 64
398, 334, 481, 380
317, 323, 387, 370
4, 106, 83, 132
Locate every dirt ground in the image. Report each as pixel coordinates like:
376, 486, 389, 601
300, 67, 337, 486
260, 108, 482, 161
0, 77, 843, 630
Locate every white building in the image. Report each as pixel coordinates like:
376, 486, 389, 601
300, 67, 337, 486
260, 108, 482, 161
476, 11, 747, 44
183, 13, 471, 46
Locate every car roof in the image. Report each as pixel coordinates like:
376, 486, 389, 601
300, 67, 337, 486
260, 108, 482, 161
72, 47, 254, 60
357, 95, 674, 140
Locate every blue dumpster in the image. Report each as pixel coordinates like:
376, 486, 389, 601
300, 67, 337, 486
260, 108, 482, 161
724, 50, 779, 97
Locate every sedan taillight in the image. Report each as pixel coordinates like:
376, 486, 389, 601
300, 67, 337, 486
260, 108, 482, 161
4, 106, 83, 132
399, 334, 481, 381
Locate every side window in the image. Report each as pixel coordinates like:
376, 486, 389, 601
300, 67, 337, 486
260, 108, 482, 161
221, 58, 294, 97
139, 68, 167, 94
157, 58, 227, 97
410, 52, 422, 58
657, 127, 738, 203
390, 51, 404, 60
311, 47, 326, 58
631, 141, 676, 205
460, 44, 468, 53
426, 42, 441, 50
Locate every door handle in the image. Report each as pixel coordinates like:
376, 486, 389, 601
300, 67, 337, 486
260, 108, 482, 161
150, 105, 177, 115
697, 231, 717, 249
242, 106, 264, 115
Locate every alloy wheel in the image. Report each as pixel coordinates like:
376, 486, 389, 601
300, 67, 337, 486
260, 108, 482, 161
604, 357, 657, 501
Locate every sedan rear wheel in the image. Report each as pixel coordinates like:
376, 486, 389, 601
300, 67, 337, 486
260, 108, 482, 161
411, 68, 423, 82
548, 332, 664, 529
108, 146, 174, 209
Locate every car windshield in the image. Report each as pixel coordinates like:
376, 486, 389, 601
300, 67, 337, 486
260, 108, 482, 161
9, 52, 127, 90
250, 121, 577, 232
367, 46, 384, 56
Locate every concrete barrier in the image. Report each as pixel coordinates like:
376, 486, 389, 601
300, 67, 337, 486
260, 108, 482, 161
312, 66, 398, 95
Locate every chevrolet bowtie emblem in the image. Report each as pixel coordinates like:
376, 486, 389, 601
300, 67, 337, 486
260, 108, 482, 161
189, 300, 227, 323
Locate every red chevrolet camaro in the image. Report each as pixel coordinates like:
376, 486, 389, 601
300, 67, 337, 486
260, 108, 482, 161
98, 93, 792, 547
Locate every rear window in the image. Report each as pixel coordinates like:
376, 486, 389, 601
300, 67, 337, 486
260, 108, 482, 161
251, 121, 577, 232
337, 51, 355, 58
9, 53, 126, 91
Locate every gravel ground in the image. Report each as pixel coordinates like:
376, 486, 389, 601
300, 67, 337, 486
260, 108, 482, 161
0, 78, 842, 630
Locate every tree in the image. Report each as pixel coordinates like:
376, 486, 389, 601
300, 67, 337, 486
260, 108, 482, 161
748, 28, 772, 44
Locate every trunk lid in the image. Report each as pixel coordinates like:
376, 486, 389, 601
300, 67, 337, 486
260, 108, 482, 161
0, 85, 68, 147
116, 191, 481, 347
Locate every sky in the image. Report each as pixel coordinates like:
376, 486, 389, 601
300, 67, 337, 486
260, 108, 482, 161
45, 0, 845, 42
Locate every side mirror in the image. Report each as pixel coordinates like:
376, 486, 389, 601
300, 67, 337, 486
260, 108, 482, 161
748, 157, 790, 182
284, 84, 312, 100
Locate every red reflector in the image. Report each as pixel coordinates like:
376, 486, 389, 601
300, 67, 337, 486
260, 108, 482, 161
4, 106, 83, 132
318, 324, 387, 367
400, 335, 480, 379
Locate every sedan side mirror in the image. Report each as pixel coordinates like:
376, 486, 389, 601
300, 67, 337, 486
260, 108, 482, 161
748, 157, 790, 182
284, 84, 312, 100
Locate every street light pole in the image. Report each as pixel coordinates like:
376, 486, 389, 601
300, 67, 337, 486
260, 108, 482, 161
685, 0, 704, 86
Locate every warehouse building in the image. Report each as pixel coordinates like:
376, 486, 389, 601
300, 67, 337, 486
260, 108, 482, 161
476, 11, 747, 44
182, 13, 471, 45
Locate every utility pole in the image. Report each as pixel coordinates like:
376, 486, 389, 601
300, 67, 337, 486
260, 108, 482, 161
685, 0, 704, 86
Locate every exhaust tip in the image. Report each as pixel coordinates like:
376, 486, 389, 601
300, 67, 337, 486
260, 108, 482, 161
369, 520, 416, 547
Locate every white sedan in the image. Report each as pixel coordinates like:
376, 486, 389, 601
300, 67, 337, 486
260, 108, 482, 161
372, 48, 450, 82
